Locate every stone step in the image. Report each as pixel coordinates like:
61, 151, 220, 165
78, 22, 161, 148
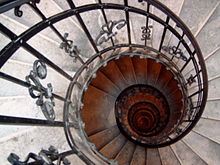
146, 148, 162, 165
0, 59, 71, 96
158, 146, 181, 165
82, 84, 116, 135
99, 133, 126, 159
202, 100, 220, 121
205, 48, 220, 78
0, 14, 82, 71
115, 140, 135, 165
183, 131, 220, 165
0, 127, 70, 165
196, 2, 220, 57
100, 59, 129, 91
0, 93, 65, 142
208, 77, 220, 99
2, 2, 59, 42
90, 70, 121, 97
130, 145, 146, 165
171, 140, 207, 165
88, 125, 120, 150
193, 118, 220, 145
114, 56, 137, 86
179, 0, 219, 35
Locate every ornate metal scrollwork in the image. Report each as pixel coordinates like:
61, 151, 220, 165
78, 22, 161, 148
14, 6, 23, 17
8, 146, 71, 165
162, 46, 187, 61
141, 25, 153, 40
187, 74, 196, 86
60, 33, 81, 63
26, 60, 55, 121
95, 19, 126, 46
14, 0, 40, 17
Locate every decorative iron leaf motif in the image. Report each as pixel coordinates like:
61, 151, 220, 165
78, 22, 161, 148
8, 146, 71, 165
187, 74, 196, 86
60, 33, 81, 63
162, 46, 187, 61
141, 25, 153, 40
25, 60, 55, 121
95, 19, 126, 46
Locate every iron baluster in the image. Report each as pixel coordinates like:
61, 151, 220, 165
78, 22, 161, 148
144, 3, 151, 46
66, 0, 99, 53
98, 0, 115, 46
60, 33, 84, 64
13, 0, 40, 17
124, 0, 131, 44
25, 60, 55, 121
159, 16, 170, 51
141, 25, 152, 41
162, 46, 187, 61
8, 146, 72, 165
171, 32, 185, 61
95, 19, 126, 46
187, 74, 196, 86
0, 71, 64, 102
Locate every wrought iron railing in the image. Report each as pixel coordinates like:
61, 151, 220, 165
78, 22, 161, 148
0, 0, 208, 164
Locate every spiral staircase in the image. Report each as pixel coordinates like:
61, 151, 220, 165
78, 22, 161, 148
0, 0, 219, 164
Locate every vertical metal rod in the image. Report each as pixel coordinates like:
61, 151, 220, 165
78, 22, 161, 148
98, 0, 114, 46
159, 16, 170, 51
171, 33, 185, 61
180, 51, 196, 72
66, 0, 99, 53
189, 89, 203, 98
124, 0, 131, 44
144, 3, 150, 46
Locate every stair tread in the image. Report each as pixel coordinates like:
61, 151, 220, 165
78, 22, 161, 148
184, 131, 220, 165
0, 61, 70, 96
202, 100, 220, 121
146, 148, 162, 165
88, 125, 120, 150
130, 145, 146, 165
0, 127, 70, 165
193, 118, 220, 145
90, 71, 120, 97
82, 85, 116, 135
147, 59, 162, 86
208, 78, 220, 99
115, 140, 135, 165
172, 140, 207, 165
196, 2, 220, 56
99, 133, 126, 159
158, 146, 181, 165
101, 60, 129, 90
206, 48, 220, 79
114, 57, 137, 86
131, 56, 148, 84
179, 0, 219, 35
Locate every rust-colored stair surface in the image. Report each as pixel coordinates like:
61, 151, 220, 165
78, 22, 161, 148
82, 55, 185, 162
